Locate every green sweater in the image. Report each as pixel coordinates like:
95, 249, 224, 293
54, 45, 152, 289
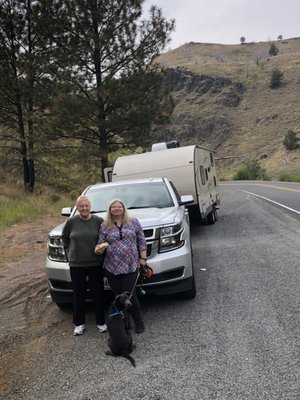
62, 214, 103, 268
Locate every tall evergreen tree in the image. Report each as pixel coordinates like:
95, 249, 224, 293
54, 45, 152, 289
0, 0, 55, 191
45, 0, 175, 179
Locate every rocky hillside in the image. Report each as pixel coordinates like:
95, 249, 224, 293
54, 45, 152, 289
152, 38, 300, 179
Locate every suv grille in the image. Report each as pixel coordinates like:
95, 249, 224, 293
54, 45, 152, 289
143, 229, 154, 238
146, 243, 152, 257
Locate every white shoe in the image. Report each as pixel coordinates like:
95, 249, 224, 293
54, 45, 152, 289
97, 324, 108, 333
74, 324, 85, 336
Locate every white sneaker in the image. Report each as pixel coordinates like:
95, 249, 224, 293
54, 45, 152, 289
97, 324, 108, 333
73, 324, 85, 336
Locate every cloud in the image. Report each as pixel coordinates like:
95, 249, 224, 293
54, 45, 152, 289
143, 0, 300, 48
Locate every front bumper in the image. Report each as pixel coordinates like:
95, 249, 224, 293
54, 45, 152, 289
45, 239, 193, 303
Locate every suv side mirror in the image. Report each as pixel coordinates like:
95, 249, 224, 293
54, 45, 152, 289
61, 207, 72, 217
179, 195, 194, 206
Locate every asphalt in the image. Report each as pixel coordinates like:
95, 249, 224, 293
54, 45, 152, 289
2, 187, 299, 400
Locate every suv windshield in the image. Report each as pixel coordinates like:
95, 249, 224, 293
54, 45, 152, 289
85, 182, 174, 212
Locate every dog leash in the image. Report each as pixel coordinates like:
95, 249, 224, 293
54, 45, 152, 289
110, 265, 151, 301
108, 269, 141, 302
129, 264, 153, 298
129, 270, 141, 300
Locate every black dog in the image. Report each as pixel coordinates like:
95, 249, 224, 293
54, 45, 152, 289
105, 292, 136, 367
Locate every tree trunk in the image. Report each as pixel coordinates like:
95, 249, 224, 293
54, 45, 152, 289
27, 159, 35, 192
16, 88, 35, 192
99, 130, 108, 182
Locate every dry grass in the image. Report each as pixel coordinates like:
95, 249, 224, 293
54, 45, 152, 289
155, 37, 300, 180
0, 183, 73, 230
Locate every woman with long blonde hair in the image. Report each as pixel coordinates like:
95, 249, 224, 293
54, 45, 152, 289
95, 199, 147, 333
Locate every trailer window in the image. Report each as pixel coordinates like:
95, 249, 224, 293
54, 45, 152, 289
200, 166, 206, 185
210, 152, 214, 167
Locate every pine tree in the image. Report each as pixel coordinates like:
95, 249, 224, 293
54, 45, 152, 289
0, 0, 55, 191
270, 68, 284, 88
44, 0, 175, 180
269, 43, 279, 56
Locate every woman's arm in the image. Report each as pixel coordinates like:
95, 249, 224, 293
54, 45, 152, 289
95, 225, 108, 254
134, 219, 147, 265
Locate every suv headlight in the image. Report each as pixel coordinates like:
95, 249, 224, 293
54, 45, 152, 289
159, 223, 184, 252
47, 236, 67, 262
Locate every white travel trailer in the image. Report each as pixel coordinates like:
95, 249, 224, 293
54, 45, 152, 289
106, 142, 220, 223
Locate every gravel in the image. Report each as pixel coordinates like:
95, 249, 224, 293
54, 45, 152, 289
0, 188, 299, 400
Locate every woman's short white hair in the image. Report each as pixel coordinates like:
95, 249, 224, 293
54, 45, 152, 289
75, 195, 91, 208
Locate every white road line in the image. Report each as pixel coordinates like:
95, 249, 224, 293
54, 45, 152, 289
236, 189, 300, 215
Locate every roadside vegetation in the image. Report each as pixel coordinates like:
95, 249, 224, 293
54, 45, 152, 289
0, 183, 73, 231
232, 159, 269, 180
283, 130, 300, 150
278, 173, 300, 183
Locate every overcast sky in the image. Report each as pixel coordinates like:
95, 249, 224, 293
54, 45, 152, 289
143, 0, 300, 49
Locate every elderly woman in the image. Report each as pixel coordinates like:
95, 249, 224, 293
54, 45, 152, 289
96, 199, 147, 333
62, 195, 107, 336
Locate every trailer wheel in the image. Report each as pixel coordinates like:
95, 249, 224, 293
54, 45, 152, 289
214, 207, 218, 222
207, 207, 217, 225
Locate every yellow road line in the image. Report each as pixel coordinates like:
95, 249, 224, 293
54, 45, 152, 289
221, 182, 300, 193
255, 184, 300, 193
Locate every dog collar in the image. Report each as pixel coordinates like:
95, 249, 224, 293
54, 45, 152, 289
108, 310, 124, 320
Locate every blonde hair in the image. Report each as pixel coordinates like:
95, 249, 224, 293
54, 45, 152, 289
75, 195, 91, 208
103, 199, 132, 228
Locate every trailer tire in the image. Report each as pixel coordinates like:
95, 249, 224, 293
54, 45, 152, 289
207, 207, 217, 225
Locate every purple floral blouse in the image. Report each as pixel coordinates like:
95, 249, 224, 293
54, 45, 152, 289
98, 217, 147, 275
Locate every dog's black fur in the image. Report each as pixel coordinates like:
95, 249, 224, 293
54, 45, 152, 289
105, 292, 136, 367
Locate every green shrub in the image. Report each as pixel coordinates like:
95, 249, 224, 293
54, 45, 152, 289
232, 165, 251, 180
269, 43, 279, 56
279, 173, 300, 183
270, 68, 284, 88
283, 130, 300, 150
232, 159, 268, 180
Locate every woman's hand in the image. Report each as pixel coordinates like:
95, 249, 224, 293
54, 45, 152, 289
139, 258, 147, 267
95, 242, 109, 255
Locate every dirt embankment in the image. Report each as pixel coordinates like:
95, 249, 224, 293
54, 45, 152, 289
0, 215, 65, 398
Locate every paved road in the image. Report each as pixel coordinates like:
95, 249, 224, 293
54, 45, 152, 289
1, 187, 299, 400
220, 180, 300, 215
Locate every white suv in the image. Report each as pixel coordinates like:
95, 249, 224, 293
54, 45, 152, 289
46, 177, 195, 309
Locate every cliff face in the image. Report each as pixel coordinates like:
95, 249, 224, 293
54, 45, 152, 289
164, 67, 245, 107
152, 38, 300, 179
151, 67, 245, 153
153, 68, 246, 157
